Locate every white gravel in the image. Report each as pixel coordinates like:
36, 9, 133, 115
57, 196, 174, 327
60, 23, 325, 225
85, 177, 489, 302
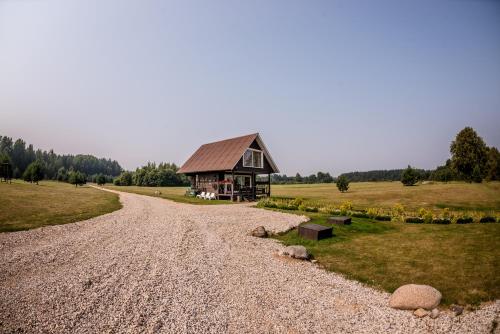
1, 189, 498, 333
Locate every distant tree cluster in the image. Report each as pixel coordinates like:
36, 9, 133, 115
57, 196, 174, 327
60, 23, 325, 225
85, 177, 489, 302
338, 169, 431, 183
114, 162, 189, 187
338, 127, 499, 184
0, 134, 122, 184
271, 171, 334, 184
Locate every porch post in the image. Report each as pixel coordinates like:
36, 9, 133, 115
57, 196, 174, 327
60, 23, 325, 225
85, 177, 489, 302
231, 171, 234, 201
268, 173, 271, 197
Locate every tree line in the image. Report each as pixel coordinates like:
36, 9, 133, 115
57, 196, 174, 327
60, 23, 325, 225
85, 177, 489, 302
113, 162, 189, 187
0, 134, 122, 183
271, 171, 334, 184
271, 127, 499, 186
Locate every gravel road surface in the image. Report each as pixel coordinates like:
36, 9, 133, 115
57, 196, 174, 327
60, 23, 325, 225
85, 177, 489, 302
1, 190, 498, 333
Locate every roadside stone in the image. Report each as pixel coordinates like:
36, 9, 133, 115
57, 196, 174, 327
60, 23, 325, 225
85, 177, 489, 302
414, 308, 429, 318
450, 304, 464, 316
389, 284, 442, 310
279, 245, 309, 260
430, 308, 440, 319
250, 226, 267, 238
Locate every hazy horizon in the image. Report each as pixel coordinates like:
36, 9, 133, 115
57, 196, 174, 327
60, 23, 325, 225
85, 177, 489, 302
1, 0, 499, 175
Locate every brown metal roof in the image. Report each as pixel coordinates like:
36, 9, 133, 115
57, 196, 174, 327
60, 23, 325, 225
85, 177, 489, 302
177, 133, 279, 174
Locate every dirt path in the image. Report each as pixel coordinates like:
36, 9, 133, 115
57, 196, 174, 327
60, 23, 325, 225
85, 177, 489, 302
0, 190, 498, 333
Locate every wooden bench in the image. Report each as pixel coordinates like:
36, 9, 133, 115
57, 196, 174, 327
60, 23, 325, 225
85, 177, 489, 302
298, 223, 333, 241
327, 216, 352, 225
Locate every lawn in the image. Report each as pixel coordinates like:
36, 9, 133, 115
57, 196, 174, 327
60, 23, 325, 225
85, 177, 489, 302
273, 210, 500, 306
0, 180, 122, 232
102, 185, 230, 205
271, 181, 500, 214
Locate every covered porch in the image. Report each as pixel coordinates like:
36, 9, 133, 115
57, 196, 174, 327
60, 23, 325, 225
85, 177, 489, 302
188, 172, 271, 201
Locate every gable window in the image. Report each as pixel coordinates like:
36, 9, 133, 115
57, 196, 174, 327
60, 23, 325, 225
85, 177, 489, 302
243, 149, 263, 168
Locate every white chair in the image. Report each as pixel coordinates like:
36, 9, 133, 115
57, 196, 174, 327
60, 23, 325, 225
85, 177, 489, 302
197, 191, 206, 199
207, 193, 216, 200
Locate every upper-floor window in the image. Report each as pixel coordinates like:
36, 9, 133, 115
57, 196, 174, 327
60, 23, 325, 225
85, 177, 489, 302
243, 148, 263, 168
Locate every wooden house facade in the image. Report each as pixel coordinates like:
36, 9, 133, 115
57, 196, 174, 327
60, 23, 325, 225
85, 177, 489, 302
177, 133, 279, 201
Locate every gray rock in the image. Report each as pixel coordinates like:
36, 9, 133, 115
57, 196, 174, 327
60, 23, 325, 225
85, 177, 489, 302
450, 304, 463, 316
389, 284, 442, 310
414, 308, 429, 318
279, 245, 309, 260
250, 226, 268, 238
430, 308, 440, 319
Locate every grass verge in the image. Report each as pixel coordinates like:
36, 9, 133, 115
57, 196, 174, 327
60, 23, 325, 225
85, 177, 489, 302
0, 180, 122, 232
102, 185, 231, 205
271, 209, 500, 306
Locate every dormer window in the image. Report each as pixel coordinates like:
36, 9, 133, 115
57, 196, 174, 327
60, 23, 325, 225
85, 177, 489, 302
243, 148, 263, 168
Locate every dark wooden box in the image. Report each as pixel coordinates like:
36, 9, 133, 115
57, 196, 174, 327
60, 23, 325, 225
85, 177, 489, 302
298, 223, 333, 241
327, 216, 352, 225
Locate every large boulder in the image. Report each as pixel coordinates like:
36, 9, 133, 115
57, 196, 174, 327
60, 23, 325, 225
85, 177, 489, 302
279, 245, 309, 260
389, 284, 442, 310
250, 226, 268, 238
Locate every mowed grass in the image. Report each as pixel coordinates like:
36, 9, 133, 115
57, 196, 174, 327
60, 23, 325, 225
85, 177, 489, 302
0, 180, 122, 232
274, 211, 500, 306
103, 185, 230, 205
272, 181, 500, 213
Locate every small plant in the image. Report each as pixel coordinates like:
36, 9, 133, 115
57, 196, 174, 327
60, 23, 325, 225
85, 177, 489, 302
390, 203, 406, 222
339, 201, 353, 214
405, 217, 424, 224
417, 208, 433, 223
291, 197, 304, 207
366, 207, 380, 218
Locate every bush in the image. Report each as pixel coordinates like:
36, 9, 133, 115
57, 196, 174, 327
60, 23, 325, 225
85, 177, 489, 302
479, 216, 496, 223
456, 217, 473, 224
375, 215, 391, 221
23, 160, 44, 184
96, 173, 106, 186
431, 218, 451, 224
405, 217, 424, 224
401, 165, 419, 186
298, 204, 318, 212
68, 170, 86, 187
336, 175, 350, 192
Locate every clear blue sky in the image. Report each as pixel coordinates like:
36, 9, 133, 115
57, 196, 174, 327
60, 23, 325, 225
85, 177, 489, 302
1, 0, 499, 175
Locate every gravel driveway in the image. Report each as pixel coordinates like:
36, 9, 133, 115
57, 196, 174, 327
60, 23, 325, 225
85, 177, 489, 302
1, 190, 498, 334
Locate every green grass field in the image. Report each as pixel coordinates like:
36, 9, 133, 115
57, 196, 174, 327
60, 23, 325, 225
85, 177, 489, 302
272, 181, 500, 214
0, 180, 122, 232
273, 208, 500, 306
102, 185, 231, 205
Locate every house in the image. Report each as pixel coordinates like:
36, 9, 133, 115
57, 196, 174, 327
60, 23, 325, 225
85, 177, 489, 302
177, 133, 279, 201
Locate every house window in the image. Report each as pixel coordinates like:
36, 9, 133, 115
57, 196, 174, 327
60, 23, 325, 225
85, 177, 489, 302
243, 149, 263, 168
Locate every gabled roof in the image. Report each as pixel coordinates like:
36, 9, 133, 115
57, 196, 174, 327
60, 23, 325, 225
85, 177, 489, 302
177, 133, 279, 174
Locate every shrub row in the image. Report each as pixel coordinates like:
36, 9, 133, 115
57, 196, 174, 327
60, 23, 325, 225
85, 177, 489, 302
258, 198, 498, 224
